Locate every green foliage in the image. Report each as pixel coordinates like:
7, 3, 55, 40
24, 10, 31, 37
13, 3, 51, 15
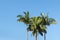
17, 11, 57, 36
17, 11, 29, 24
48, 18, 57, 24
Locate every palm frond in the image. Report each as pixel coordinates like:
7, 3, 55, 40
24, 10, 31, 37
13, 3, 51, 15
17, 15, 22, 17
48, 18, 57, 24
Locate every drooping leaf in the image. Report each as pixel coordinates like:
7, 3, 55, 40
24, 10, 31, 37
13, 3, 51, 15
32, 29, 36, 36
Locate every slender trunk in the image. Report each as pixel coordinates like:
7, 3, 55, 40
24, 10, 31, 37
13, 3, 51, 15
36, 31, 37, 40
26, 30, 28, 40
44, 33, 46, 40
26, 25, 28, 40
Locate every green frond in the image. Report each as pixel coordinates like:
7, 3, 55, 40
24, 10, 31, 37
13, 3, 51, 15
17, 15, 22, 18
32, 29, 36, 36
48, 18, 57, 24
38, 29, 43, 36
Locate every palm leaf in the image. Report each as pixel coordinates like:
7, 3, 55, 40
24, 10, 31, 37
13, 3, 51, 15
48, 18, 57, 24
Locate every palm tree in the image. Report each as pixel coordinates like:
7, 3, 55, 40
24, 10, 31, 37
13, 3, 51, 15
27, 16, 46, 40
17, 11, 29, 40
40, 13, 57, 40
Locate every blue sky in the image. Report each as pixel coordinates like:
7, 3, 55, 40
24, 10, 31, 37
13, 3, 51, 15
0, 0, 60, 40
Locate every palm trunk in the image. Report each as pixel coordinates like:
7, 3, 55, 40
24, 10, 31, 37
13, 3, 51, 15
26, 30, 28, 40
36, 31, 38, 40
44, 33, 46, 40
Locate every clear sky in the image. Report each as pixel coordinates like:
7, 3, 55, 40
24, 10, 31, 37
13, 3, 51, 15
0, 0, 60, 40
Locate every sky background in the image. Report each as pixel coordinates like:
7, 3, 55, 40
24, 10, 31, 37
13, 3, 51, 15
0, 0, 60, 40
